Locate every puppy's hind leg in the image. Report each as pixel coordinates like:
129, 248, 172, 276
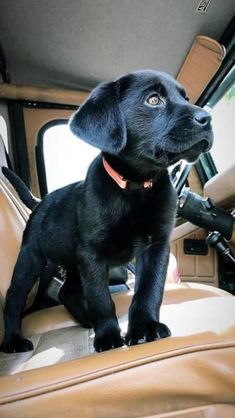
59, 265, 92, 329
2, 245, 46, 353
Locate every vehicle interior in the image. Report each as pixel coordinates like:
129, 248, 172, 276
0, 1, 235, 417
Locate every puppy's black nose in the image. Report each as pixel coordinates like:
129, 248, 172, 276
194, 110, 211, 127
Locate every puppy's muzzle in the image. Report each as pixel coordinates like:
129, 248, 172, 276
193, 108, 213, 152
193, 109, 211, 128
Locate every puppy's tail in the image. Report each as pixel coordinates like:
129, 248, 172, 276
2, 166, 40, 210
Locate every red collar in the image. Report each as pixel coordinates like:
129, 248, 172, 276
102, 158, 153, 190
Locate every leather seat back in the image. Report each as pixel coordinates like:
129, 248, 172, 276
0, 179, 26, 300
0, 134, 8, 168
0, 167, 37, 344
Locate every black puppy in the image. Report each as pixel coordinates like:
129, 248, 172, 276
1, 70, 213, 353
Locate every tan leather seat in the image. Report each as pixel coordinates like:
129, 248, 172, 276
0, 167, 234, 417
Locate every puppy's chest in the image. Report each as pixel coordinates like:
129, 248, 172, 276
98, 199, 156, 262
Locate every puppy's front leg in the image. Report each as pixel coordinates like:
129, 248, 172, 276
77, 250, 124, 352
126, 243, 171, 346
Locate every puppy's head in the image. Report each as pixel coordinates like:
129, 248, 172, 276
70, 70, 213, 170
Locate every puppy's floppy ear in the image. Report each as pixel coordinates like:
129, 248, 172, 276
69, 81, 126, 154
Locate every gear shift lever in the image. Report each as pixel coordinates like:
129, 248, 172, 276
206, 231, 235, 265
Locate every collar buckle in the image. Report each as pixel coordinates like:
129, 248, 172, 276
103, 158, 153, 191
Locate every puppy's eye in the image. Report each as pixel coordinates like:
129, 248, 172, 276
145, 94, 161, 107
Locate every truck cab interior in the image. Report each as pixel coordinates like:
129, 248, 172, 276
0, 1, 234, 417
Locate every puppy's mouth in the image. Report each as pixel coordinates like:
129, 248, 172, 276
178, 139, 210, 162
155, 139, 211, 165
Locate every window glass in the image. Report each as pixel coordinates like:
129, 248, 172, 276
206, 67, 235, 173
40, 122, 99, 192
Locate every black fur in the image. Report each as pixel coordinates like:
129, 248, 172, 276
1, 70, 213, 353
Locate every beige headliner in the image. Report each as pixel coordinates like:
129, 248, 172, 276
0, 0, 234, 90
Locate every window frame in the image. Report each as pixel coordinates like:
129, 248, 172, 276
196, 65, 235, 183
36, 119, 69, 196
195, 31, 235, 185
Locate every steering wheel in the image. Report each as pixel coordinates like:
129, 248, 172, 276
170, 161, 193, 195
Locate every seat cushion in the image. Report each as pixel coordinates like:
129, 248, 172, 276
0, 284, 234, 417
0, 283, 233, 376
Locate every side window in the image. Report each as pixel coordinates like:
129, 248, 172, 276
37, 121, 99, 195
205, 66, 235, 173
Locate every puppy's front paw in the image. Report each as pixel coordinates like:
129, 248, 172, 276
1, 336, 34, 353
126, 321, 171, 346
94, 321, 125, 352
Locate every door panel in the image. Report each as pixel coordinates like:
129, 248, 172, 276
171, 224, 218, 287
